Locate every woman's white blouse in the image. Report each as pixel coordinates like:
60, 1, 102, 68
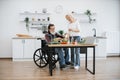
68, 20, 81, 36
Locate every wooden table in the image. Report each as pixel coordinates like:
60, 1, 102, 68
47, 43, 97, 76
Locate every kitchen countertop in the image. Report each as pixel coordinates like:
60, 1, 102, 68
95, 36, 107, 39
12, 37, 44, 39
12, 36, 107, 40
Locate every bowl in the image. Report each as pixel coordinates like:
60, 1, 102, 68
79, 39, 86, 44
60, 42, 67, 44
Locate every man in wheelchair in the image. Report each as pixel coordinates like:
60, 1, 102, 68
45, 24, 71, 69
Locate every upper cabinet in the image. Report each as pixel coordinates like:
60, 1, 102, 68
19, 12, 51, 33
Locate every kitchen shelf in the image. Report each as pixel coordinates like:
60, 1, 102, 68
19, 12, 51, 15
72, 12, 96, 23
19, 12, 51, 22
30, 26, 42, 28
19, 11, 51, 33
30, 21, 50, 24
72, 12, 96, 15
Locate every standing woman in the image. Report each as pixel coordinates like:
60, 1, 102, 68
65, 14, 81, 70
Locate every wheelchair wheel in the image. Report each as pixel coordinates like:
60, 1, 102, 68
51, 53, 59, 69
52, 52, 59, 64
42, 50, 59, 67
43, 47, 59, 65
33, 48, 48, 68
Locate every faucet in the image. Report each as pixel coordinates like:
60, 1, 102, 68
92, 28, 96, 37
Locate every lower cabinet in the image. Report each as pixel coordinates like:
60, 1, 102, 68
80, 38, 107, 59
12, 38, 107, 61
86, 38, 107, 59
95, 38, 107, 58
12, 38, 41, 61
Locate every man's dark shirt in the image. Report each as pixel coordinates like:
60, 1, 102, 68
45, 31, 64, 43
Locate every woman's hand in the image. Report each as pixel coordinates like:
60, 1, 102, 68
68, 28, 73, 31
69, 28, 80, 32
64, 33, 69, 39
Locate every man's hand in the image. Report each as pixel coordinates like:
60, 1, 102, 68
56, 37, 62, 40
53, 38, 62, 42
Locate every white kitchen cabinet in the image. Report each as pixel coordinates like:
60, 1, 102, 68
12, 38, 41, 61
80, 37, 107, 59
12, 39, 24, 59
34, 38, 41, 50
84, 37, 107, 59
106, 31, 120, 56
95, 38, 107, 58
23, 39, 35, 58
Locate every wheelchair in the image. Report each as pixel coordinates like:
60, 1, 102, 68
33, 38, 59, 68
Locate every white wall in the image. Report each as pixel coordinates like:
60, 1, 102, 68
0, 0, 120, 57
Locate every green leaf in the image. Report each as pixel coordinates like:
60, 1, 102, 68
58, 30, 64, 35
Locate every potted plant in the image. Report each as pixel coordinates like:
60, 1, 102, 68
24, 17, 29, 32
58, 30, 64, 35
84, 9, 92, 23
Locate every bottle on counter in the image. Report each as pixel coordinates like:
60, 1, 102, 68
47, 17, 50, 21
74, 39, 78, 45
